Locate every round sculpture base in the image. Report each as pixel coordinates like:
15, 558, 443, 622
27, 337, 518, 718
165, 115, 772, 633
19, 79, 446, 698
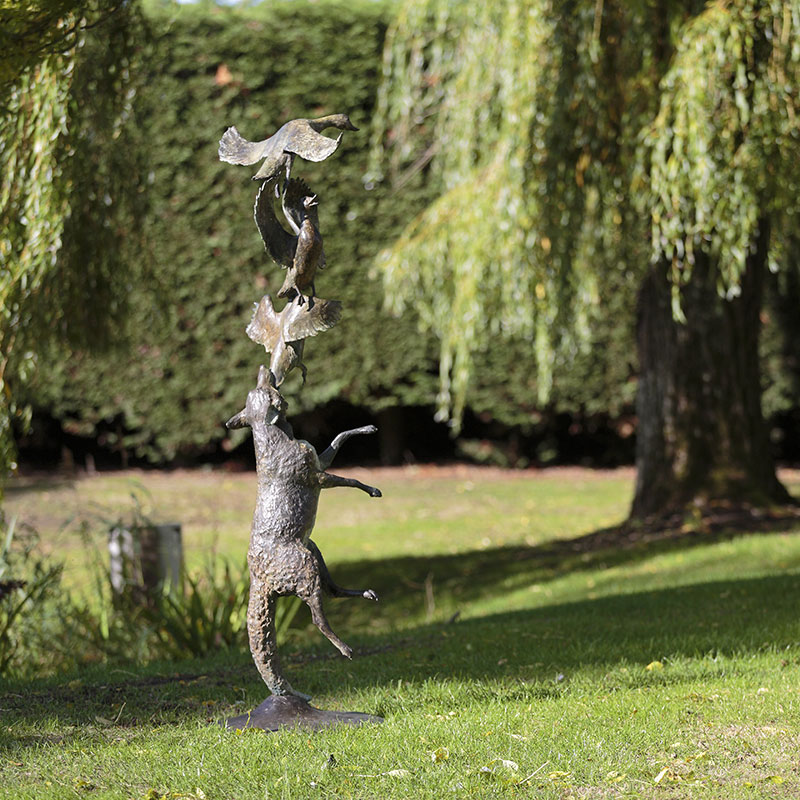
221, 695, 383, 732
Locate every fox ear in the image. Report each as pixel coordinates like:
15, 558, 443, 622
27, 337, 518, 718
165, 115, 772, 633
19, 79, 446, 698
226, 409, 248, 429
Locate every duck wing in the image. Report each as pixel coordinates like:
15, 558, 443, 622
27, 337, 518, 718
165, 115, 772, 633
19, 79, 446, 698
218, 126, 275, 166
284, 125, 343, 163
246, 295, 282, 352
282, 298, 342, 342
253, 181, 296, 268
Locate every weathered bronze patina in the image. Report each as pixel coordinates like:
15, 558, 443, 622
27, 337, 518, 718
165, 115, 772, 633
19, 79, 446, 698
246, 293, 341, 387
226, 366, 380, 701
219, 114, 383, 731
218, 114, 358, 184
223, 694, 381, 733
253, 178, 327, 305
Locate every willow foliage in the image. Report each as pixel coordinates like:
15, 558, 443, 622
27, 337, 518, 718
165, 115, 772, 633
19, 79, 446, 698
0, 56, 73, 477
0, 2, 146, 484
640, 0, 800, 308
369, 0, 666, 424
370, 0, 800, 426
0, 0, 125, 92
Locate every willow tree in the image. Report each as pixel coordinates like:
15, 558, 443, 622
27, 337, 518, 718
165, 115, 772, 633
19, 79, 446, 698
0, 0, 126, 92
0, 0, 146, 488
369, 0, 800, 519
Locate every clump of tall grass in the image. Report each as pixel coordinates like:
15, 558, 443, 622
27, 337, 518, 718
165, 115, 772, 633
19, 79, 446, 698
0, 516, 300, 678
0, 517, 62, 675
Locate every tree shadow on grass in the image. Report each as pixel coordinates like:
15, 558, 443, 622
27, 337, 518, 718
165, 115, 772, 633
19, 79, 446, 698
1, 504, 798, 744
324, 504, 800, 633
1, 567, 799, 744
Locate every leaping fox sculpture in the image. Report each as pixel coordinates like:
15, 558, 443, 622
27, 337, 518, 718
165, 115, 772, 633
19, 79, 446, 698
226, 366, 381, 698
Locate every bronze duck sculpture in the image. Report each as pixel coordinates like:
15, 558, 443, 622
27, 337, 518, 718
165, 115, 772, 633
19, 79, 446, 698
278, 184, 324, 304
254, 178, 326, 305
219, 114, 358, 184
246, 294, 341, 387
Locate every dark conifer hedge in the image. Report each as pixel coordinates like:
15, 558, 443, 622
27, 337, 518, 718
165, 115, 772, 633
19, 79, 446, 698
30, 0, 795, 467
22, 0, 798, 467
31, 0, 445, 462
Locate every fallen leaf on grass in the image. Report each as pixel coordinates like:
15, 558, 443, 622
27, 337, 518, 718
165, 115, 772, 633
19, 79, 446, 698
354, 769, 411, 778
141, 788, 207, 800
431, 747, 450, 763
478, 759, 520, 785
653, 767, 670, 784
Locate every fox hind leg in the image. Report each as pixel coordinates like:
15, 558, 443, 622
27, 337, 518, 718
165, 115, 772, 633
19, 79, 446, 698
307, 539, 378, 601
303, 587, 353, 659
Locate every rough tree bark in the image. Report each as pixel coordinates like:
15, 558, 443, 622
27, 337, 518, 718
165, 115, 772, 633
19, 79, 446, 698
632, 218, 793, 519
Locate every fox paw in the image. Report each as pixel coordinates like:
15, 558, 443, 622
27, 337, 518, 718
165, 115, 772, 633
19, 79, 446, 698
338, 644, 353, 660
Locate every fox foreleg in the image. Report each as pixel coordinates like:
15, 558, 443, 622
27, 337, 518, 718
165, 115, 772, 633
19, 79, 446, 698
319, 471, 381, 497
318, 425, 378, 470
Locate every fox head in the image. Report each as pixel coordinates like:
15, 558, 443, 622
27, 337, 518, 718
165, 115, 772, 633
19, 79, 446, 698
226, 365, 287, 429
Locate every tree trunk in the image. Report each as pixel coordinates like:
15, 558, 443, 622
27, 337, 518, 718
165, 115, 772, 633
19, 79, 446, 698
631, 219, 792, 519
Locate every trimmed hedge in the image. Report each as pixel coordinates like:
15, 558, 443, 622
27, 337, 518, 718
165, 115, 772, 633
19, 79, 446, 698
38, 0, 786, 465
31, 0, 440, 461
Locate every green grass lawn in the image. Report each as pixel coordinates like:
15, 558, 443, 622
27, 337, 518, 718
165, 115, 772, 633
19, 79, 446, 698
3, 467, 800, 799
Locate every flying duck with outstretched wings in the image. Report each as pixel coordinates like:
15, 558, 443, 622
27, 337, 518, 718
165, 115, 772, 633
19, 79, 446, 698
246, 294, 341, 387
219, 114, 358, 184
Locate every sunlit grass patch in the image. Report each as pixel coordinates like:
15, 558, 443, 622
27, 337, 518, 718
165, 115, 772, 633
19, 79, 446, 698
2, 467, 800, 799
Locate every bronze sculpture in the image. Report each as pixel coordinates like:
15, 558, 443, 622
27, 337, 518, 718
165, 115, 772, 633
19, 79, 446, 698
219, 114, 358, 184
277, 194, 324, 303
246, 294, 341, 387
253, 178, 326, 306
219, 114, 383, 731
226, 366, 380, 700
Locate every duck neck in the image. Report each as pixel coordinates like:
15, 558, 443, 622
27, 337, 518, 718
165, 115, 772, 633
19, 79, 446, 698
309, 114, 348, 132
